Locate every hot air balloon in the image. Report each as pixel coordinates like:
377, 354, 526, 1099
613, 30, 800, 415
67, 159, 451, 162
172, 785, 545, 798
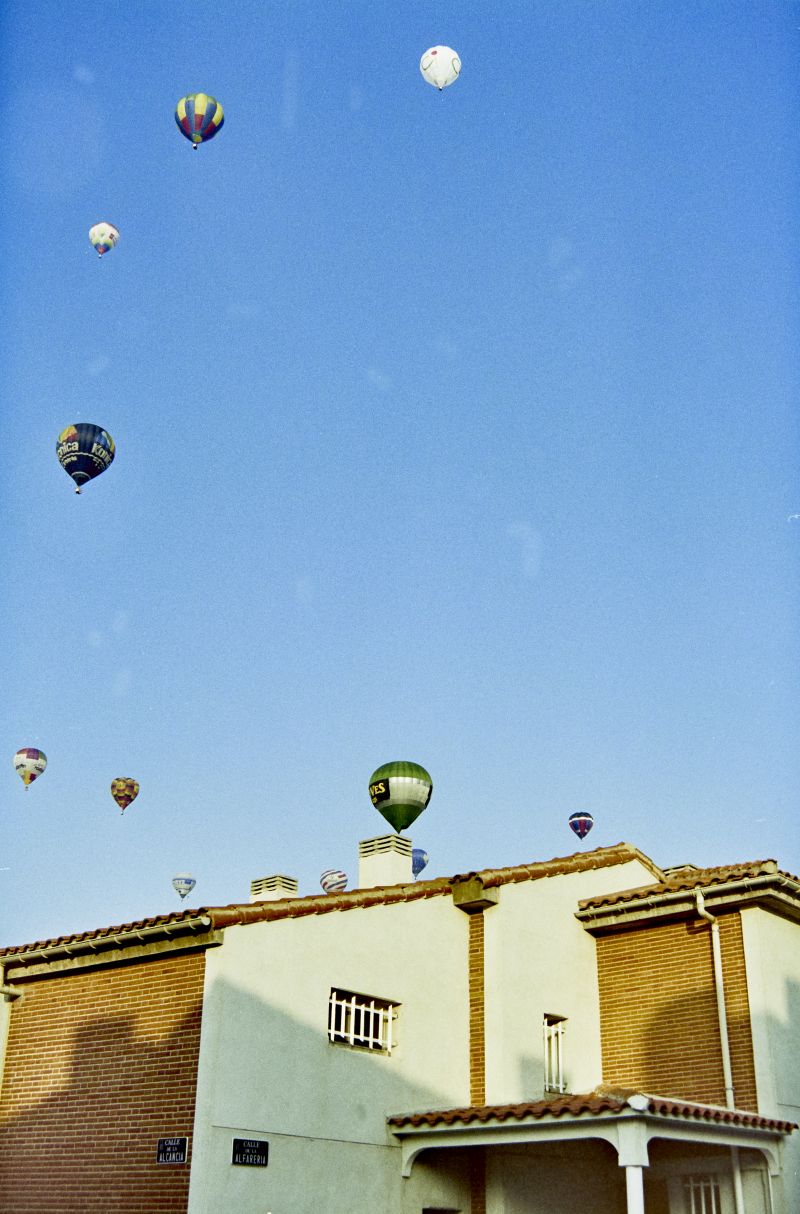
89, 223, 119, 257
369, 761, 432, 834
13, 748, 47, 789
172, 873, 197, 900
568, 811, 594, 842
56, 423, 115, 494
420, 46, 461, 90
110, 778, 139, 814
412, 848, 429, 878
320, 869, 348, 894
175, 94, 224, 147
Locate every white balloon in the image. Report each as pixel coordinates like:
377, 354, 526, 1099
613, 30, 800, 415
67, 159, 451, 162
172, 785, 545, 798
420, 46, 461, 91
172, 873, 197, 900
88, 222, 120, 257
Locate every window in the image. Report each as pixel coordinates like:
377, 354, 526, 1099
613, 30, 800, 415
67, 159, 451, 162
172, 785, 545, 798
682, 1174, 721, 1214
543, 1013, 567, 1093
328, 988, 398, 1054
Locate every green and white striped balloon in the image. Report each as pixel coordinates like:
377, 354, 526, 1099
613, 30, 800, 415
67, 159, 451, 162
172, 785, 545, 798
368, 761, 432, 833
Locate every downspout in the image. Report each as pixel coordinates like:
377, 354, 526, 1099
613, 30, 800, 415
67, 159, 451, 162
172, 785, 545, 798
695, 892, 745, 1214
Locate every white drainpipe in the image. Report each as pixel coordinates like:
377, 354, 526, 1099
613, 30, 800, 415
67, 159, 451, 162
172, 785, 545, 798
695, 891, 745, 1214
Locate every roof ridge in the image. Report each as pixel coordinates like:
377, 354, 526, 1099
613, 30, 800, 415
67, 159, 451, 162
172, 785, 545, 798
0, 842, 660, 957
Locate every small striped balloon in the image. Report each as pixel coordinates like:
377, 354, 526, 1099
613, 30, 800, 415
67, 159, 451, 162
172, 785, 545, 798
320, 869, 348, 893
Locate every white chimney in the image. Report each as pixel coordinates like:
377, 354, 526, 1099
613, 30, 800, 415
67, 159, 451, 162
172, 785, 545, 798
250, 875, 298, 903
358, 835, 413, 888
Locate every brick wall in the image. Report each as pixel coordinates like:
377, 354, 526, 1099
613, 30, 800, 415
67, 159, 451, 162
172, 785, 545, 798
468, 912, 485, 1106
596, 912, 757, 1108
0, 949, 206, 1213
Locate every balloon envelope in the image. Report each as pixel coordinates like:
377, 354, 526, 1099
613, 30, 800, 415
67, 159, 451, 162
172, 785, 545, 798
89, 223, 119, 256
320, 869, 348, 893
13, 748, 47, 788
175, 93, 224, 146
173, 874, 197, 899
412, 848, 429, 878
568, 811, 594, 841
420, 46, 461, 90
369, 761, 433, 833
111, 778, 139, 813
56, 423, 115, 493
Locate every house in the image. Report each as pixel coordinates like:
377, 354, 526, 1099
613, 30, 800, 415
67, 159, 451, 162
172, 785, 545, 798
0, 837, 797, 1213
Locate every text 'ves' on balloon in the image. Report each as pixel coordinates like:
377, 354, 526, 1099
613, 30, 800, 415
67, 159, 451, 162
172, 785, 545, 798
368, 761, 433, 833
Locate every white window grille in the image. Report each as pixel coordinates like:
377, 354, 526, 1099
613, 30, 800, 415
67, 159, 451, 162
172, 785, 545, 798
328, 988, 397, 1054
543, 1013, 567, 1093
682, 1174, 721, 1214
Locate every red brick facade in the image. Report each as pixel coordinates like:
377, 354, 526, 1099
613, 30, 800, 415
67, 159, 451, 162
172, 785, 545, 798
468, 912, 486, 1106
596, 911, 757, 1108
0, 949, 206, 1213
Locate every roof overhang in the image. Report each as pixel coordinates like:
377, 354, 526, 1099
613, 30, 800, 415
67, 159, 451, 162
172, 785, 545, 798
0, 916, 222, 981
576, 873, 800, 934
388, 1095, 795, 1178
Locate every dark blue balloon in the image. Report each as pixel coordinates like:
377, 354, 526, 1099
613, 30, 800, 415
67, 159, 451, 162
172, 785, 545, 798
412, 847, 429, 878
56, 423, 115, 494
568, 812, 594, 841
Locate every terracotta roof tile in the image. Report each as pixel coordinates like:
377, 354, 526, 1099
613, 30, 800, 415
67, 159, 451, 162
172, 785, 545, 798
0, 910, 212, 958
388, 1092, 797, 1135
577, 859, 797, 912
0, 843, 658, 958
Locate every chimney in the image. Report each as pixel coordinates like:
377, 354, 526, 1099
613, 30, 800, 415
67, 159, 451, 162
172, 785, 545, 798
358, 835, 413, 888
250, 875, 298, 903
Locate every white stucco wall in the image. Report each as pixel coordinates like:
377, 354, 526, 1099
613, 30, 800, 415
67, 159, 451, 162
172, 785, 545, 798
484, 857, 656, 1102
188, 894, 471, 1213
740, 906, 800, 1214
187, 854, 658, 1212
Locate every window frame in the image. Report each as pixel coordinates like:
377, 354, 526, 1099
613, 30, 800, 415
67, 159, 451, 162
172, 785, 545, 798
543, 1012, 568, 1094
328, 987, 398, 1055
681, 1173, 722, 1214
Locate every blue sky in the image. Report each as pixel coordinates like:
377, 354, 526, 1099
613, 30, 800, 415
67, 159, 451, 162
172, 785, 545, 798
1, 1, 798, 947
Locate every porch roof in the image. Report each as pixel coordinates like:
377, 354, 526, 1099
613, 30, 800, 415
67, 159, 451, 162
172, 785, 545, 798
388, 1091, 797, 1135
387, 1091, 796, 1179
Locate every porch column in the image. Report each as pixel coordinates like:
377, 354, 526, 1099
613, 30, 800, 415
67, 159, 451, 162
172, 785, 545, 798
616, 1111, 649, 1214
625, 1165, 645, 1214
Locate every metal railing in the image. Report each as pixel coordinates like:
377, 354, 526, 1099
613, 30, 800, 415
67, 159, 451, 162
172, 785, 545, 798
543, 1015, 567, 1093
328, 988, 397, 1054
682, 1174, 721, 1214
